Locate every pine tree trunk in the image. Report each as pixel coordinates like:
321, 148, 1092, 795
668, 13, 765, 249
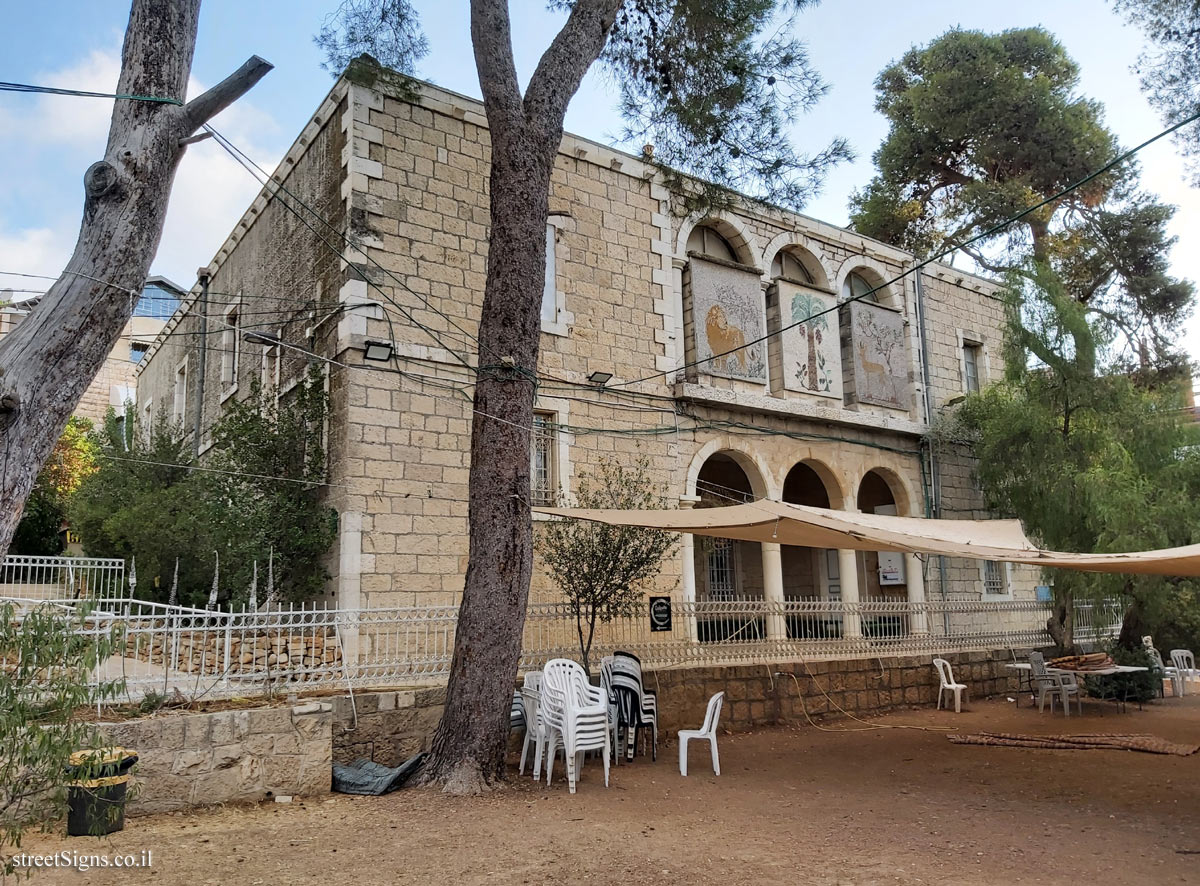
420, 0, 622, 794
421, 137, 554, 792
0, 0, 269, 555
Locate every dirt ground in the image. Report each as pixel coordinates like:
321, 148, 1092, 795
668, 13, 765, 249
18, 694, 1200, 885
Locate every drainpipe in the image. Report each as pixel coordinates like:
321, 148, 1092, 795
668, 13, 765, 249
192, 267, 210, 457
913, 269, 951, 635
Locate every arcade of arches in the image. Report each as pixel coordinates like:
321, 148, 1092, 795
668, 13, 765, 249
685, 450, 929, 640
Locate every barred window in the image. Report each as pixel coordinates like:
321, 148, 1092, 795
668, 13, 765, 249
707, 538, 737, 602
983, 560, 1005, 595
531, 412, 556, 506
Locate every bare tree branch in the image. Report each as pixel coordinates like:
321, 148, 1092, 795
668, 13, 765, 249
185, 56, 274, 130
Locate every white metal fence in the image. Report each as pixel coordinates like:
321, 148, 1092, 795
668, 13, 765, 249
39, 595, 1123, 702
0, 555, 124, 602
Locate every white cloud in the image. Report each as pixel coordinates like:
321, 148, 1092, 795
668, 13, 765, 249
0, 226, 76, 282
25, 49, 122, 147
0, 46, 287, 296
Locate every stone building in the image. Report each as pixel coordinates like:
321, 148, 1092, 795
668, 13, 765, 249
136, 72, 1034, 633
1, 276, 183, 424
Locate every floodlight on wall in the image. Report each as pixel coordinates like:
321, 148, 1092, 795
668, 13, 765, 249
362, 340, 394, 362
243, 331, 283, 347
587, 370, 614, 386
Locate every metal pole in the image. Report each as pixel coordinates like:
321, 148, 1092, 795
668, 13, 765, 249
192, 267, 210, 457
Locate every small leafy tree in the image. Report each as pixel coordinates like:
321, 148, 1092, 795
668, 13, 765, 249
70, 409, 215, 607
11, 417, 98, 556
1, 601, 122, 874
202, 368, 338, 603
535, 456, 677, 673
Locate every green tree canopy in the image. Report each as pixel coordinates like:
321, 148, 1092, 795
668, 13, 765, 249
318, 0, 851, 213
849, 27, 1193, 366
948, 265, 1200, 651
11, 417, 98, 556
70, 372, 337, 608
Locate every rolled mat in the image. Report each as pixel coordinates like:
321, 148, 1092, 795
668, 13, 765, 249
947, 732, 1199, 755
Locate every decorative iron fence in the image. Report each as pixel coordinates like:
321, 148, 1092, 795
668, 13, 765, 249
0, 555, 125, 602
44, 595, 1122, 702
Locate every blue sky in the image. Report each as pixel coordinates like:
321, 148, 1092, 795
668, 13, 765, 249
2, 0, 1198, 360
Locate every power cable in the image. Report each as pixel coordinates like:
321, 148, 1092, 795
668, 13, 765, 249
202, 124, 487, 372
612, 105, 1200, 389
0, 81, 181, 105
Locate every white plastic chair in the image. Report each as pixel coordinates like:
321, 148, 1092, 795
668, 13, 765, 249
1171, 650, 1197, 697
1029, 651, 1080, 715
519, 672, 547, 779
932, 658, 968, 713
679, 691, 724, 777
541, 659, 610, 794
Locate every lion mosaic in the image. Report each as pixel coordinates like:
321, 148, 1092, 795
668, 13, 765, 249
705, 304, 748, 373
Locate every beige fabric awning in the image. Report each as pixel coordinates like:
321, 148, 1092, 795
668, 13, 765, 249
534, 500, 1200, 577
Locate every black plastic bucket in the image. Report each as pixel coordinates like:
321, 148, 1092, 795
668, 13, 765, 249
66, 776, 129, 836
65, 747, 138, 837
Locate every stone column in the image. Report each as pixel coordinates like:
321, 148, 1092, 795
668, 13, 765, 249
838, 547, 863, 639
679, 494, 701, 643
905, 552, 929, 635
761, 542, 788, 641
337, 511, 363, 666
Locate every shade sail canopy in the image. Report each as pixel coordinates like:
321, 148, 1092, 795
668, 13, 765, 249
534, 499, 1200, 577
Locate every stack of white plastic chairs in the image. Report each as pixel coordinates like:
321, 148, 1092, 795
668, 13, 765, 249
609, 650, 658, 761
540, 658, 611, 793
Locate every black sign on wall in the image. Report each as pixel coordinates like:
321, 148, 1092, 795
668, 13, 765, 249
649, 596, 672, 633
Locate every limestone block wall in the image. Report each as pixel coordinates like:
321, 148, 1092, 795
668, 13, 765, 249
124, 626, 342, 677
133, 74, 1022, 613
331, 687, 445, 766
75, 350, 138, 423
320, 652, 1027, 768
648, 650, 1023, 734
100, 702, 333, 814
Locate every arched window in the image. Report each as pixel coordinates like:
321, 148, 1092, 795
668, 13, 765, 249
687, 225, 737, 262
841, 271, 878, 303
771, 249, 814, 285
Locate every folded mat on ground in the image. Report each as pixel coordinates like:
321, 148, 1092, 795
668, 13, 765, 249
948, 732, 1198, 755
332, 752, 426, 795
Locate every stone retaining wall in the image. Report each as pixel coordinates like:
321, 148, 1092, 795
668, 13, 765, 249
95, 651, 1021, 815
645, 650, 1020, 734
331, 687, 445, 767
99, 702, 333, 814
125, 627, 342, 677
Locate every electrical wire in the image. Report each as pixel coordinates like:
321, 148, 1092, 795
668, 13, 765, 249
201, 124, 486, 372
0, 81, 182, 105
612, 104, 1200, 389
